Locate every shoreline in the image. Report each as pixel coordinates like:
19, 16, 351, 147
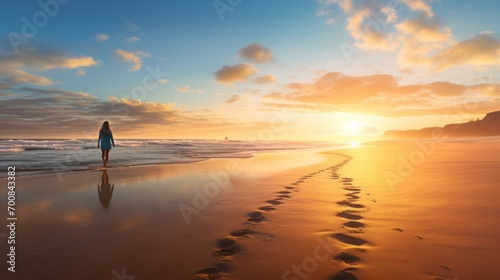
1, 141, 498, 279
2, 145, 356, 179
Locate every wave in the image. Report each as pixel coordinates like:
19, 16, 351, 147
0, 139, 314, 153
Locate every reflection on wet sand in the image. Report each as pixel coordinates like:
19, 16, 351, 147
97, 170, 114, 208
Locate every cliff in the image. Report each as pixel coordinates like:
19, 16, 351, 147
383, 111, 500, 138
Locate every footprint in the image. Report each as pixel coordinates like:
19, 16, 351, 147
266, 199, 283, 206
343, 221, 365, 228
337, 212, 363, 221
337, 201, 365, 209
196, 267, 221, 275
228, 229, 275, 242
259, 205, 275, 212
216, 237, 237, 249
247, 211, 266, 223
329, 271, 359, 280
212, 237, 241, 265
440, 264, 451, 271
213, 249, 235, 256
229, 229, 255, 237
277, 194, 291, 198
285, 186, 295, 190
393, 228, 403, 232
277, 191, 291, 194
214, 259, 233, 273
332, 252, 361, 265
345, 203, 365, 209
331, 233, 368, 246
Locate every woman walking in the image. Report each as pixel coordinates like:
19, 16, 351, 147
97, 121, 115, 168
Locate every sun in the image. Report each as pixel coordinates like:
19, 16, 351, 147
346, 121, 361, 133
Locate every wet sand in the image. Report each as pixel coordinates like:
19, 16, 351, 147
1, 141, 499, 279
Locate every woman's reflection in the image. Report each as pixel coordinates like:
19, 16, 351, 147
97, 170, 114, 208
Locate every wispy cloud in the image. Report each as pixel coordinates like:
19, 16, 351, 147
264, 71, 500, 116
255, 74, 277, 84
0, 48, 99, 87
225, 94, 241, 104
76, 69, 86, 76
0, 86, 276, 138
176, 85, 204, 93
123, 20, 139, 30
126, 36, 140, 43
96, 33, 110, 42
430, 33, 500, 71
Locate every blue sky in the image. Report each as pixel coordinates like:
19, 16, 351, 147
1, 0, 499, 139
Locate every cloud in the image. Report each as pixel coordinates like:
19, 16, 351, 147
396, 13, 451, 43
0, 48, 98, 87
0, 86, 182, 135
0, 69, 52, 86
225, 94, 241, 104
124, 20, 139, 30
255, 74, 277, 84
320, 0, 399, 51
76, 69, 86, 76
0, 50, 98, 70
399, 32, 500, 71
0, 86, 276, 139
239, 43, 274, 63
214, 63, 257, 85
323, 1, 499, 72
401, 0, 433, 16
264, 71, 500, 116
431, 33, 500, 71
319, 0, 352, 12
316, 7, 333, 16
176, 85, 204, 93
382, 6, 398, 23
96, 34, 109, 42
115, 49, 142, 71
126, 36, 140, 43
325, 17, 336, 25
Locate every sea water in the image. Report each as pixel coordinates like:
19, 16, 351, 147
0, 139, 337, 176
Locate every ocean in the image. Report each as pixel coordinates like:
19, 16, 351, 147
0, 139, 339, 177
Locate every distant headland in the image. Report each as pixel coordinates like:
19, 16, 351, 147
383, 111, 500, 138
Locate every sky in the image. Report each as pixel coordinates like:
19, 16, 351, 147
0, 0, 499, 140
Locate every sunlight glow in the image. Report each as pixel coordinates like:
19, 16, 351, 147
346, 122, 361, 133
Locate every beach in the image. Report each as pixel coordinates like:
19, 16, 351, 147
1, 140, 499, 280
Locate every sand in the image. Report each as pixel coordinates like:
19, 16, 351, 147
0, 140, 499, 280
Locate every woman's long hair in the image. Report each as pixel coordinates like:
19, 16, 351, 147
100, 121, 112, 136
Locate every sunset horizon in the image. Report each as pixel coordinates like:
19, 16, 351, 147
1, 1, 499, 280
1, 0, 498, 141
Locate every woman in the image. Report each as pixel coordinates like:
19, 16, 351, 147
97, 121, 115, 168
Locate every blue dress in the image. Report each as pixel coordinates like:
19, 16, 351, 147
98, 131, 115, 150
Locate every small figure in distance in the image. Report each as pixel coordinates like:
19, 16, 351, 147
97, 121, 115, 168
